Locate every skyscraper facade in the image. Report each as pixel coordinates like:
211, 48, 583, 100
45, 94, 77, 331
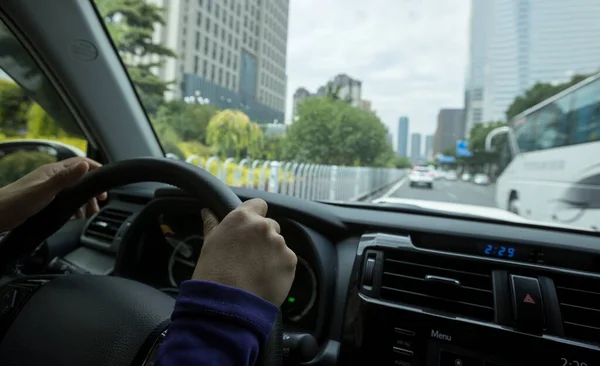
153, 0, 289, 123
396, 116, 409, 157
465, 0, 600, 128
424, 134, 434, 161
434, 109, 465, 155
410, 133, 422, 162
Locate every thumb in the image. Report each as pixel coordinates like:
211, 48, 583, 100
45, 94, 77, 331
201, 208, 219, 236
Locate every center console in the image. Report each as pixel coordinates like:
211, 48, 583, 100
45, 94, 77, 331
339, 233, 600, 366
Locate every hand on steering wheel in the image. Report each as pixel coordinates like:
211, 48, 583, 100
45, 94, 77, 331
197, 199, 297, 307
0, 157, 107, 231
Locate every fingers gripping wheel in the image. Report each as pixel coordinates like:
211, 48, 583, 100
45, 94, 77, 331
0, 157, 282, 366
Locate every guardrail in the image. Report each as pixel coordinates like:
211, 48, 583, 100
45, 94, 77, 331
183, 155, 406, 201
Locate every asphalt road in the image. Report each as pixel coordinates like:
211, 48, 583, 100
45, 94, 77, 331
383, 178, 497, 207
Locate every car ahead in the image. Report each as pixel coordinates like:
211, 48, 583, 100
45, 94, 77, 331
409, 166, 434, 189
445, 170, 458, 180
473, 173, 490, 185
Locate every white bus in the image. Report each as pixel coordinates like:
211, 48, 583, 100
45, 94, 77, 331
486, 72, 600, 232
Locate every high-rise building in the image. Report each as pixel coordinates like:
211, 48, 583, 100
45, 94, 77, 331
424, 135, 434, 161
396, 116, 409, 157
410, 133, 422, 162
465, 0, 600, 128
434, 109, 465, 155
293, 74, 362, 120
463, 0, 492, 136
292, 87, 310, 118
153, 0, 289, 123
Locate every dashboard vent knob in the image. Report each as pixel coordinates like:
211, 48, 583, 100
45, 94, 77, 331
362, 255, 376, 288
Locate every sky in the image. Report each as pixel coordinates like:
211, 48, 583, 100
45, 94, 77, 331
284, 0, 471, 149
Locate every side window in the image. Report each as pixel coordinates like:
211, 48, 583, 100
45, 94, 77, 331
568, 79, 600, 144
534, 101, 569, 150
0, 17, 87, 187
515, 116, 536, 152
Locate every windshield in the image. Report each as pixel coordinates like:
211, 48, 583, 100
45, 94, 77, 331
95, 0, 600, 233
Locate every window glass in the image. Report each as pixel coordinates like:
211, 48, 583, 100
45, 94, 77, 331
0, 19, 87, 187
568, 79, 600, 144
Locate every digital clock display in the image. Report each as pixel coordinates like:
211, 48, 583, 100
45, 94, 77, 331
477, 243, 519, 259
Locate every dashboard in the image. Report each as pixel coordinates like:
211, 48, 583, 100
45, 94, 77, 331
42, 182, 600, 366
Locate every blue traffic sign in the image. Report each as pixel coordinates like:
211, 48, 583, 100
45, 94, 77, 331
456, 140, 473, 157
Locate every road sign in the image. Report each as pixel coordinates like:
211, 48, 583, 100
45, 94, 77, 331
456, 140, 473, 157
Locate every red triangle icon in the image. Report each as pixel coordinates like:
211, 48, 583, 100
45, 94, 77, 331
523, 294, 536, 304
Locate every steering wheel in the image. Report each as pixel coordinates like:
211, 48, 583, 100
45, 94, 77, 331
0, 157, 282, 366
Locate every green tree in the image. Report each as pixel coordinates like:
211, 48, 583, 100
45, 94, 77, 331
152, 118, 186, 159
97, 0, 176, 115
153, 101, 218, 143
285, 97, 393, 166
0, 151, 56, 187
389, 156, 412, 169
505, 74, 592, 120
27, 103, 66, 138
206, 110, 263, 158
260, 134, 288, 160
0, 79, 30, 133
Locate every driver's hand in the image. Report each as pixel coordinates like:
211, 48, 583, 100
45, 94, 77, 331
0, 157, 107, 231
193, 198, 297, 307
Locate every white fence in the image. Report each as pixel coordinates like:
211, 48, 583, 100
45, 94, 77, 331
182, 155, 406, 201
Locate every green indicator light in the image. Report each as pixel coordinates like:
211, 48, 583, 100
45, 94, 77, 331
287, 297, 296, 303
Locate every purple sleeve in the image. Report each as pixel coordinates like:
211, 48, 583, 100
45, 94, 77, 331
154, 280, 280, 366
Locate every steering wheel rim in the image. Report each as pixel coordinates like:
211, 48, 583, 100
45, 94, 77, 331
0, 157, 282, 366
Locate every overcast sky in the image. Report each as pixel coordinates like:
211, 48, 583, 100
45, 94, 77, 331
285, 0, 471, 148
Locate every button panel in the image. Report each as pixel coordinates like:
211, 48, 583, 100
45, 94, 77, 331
510, 275, 545, 332
392, 325, 418, 365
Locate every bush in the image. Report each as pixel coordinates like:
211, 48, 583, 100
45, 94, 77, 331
0, 150, 56, 187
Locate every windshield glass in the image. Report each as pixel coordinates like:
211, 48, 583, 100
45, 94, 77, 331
96, 0, 600, 233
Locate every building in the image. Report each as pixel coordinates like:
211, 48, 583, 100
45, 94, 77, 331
466, 0, 600, 125
292, 73, 363, 118
292, 87, 310, 118
360, 99, 374, 114
410, 133, 422, 162
396, 116, 409, 157
424, 134, 434, 161
434, 109, 465, 155
463, 0, 492, 136
263, 123, 287, 137
152, 0, 289, 124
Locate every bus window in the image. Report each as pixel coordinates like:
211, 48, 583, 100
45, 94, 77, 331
568, 79, 600, 144
515, 114, 536, 152
536, 99, 569, 150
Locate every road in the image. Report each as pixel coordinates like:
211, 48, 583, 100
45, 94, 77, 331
380, 178, 497, 207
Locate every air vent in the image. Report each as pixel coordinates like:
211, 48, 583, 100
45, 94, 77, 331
554, 274, 600, 345
84, 208, 132, 244
380, 250, 494, 322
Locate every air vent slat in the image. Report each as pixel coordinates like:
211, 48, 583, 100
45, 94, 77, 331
84, 208, 132, 244
555, 275, 600, 345
379, 251, 494, 322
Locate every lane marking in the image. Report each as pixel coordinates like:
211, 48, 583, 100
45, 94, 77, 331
379, 177, 408, 199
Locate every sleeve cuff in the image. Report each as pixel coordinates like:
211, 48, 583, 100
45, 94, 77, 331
174, 280, 280, 336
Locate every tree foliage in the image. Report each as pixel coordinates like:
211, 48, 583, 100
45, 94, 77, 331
206, 110, 263, 159
27, 103, 65, 138
0, 151, 56, 187
285, 97, 393, 166
153, 101, 218, 143
96, 0, 176, 115
505, 74, 592, 120
0, 79, 30, 133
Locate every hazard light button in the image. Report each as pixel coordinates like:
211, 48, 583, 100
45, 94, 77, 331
510, 275, 545, 332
